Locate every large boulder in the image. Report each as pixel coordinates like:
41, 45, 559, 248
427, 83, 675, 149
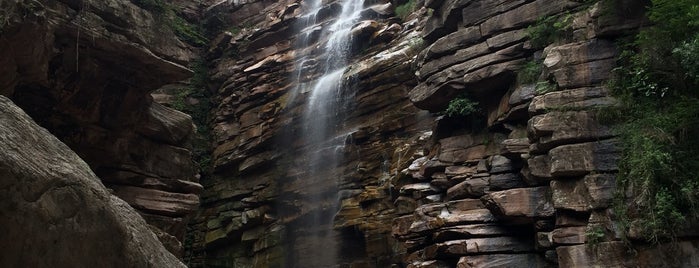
0, 96, 184, 267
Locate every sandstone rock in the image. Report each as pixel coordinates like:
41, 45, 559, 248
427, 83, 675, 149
0, 96, 184, 267
501, 138, 530, 154
461, 0, 528, 27
551, 227, 586, 245
447, 177, 490, 199
529, 111, 614, 151
408, 260, 451, 268
529, 87, 616, 114
482, 187, 554, 221
111, 185, 200, 217
433, 224, 511, 242
457, 254, 551, 268
479, 0, 581, 36
549, 140, 620, 176
424, 26, 482, 60
423, 0, 471, 41
489, 155, 514, 173
428, 237, 534, 257
550, 59, 616, 89
542, 40, 618, 70
551, 174, 615, 212
556, 242, 629, 267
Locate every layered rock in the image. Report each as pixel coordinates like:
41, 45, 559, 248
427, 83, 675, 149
0, 95, 185, 267
185, 0, 699, 267
0, 0, 201, 256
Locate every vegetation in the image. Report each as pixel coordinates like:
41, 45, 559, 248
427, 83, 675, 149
586, 226, 607, 245
395, 0, 417, 21
131, 0, 208, 47
518, 59, 543, 84
610, 0, 699, 243
172, 61, 214, 173
526, 13, 573, 49
443, 94, 480, 117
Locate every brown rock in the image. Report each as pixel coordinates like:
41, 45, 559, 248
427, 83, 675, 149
0, 96, 184, 267
482, 187, 554, 221
480, 0, 581, 36
457, 254, 552, 268
551, 174, 615, 212
556, 242, 629, 267
432, 237, 534, 256
433, 224, 511, 242
528, 111, 614, 151
551, 227, 587, 245
549, 140, 620, 176
529, 87, 616, 114
111, 186, 200, 217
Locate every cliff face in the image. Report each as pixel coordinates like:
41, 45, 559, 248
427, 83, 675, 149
0, 0, 201, 257
187, 0, 699, 267
3, 0, 699, 267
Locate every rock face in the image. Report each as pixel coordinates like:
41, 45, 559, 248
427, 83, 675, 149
0, 0, 201, 256
183, 0, 699, 267
0, 96, 185, 267
4, 0, 696, 267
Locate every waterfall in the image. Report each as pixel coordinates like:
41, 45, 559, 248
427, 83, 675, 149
287, 0, 364, 267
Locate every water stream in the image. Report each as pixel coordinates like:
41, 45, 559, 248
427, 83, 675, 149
289, 0, 364, 266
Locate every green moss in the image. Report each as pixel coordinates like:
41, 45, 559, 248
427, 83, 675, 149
395, 0, 417, 21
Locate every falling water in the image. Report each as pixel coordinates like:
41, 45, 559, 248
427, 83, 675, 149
288, 0, 364, 267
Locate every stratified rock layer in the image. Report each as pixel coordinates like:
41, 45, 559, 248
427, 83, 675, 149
185, 0, 699, 267
0, 96, 185, 267
0, 0, 202, 256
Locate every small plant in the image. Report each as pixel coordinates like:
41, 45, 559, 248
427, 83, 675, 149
171, 15, 208, 47
586, 226, 606, 245
534, 81, 557, 95
527, 13, 574, 49
395, 0, 417, 21
518, 60, 543, 84
443, 94, 480, 117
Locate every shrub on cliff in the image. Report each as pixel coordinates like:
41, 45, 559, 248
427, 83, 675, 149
612, 0, 699, 243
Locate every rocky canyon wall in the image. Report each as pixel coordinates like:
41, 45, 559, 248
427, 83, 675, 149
0, 0, 202, 257
188, 0, 699, 267
3, 0, 699, 267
